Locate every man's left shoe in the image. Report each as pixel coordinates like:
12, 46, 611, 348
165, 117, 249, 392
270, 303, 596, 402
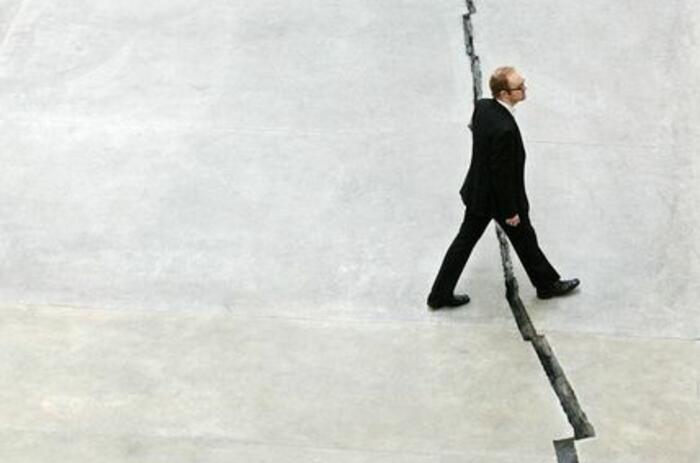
536, 278, 580, 299
427, 293, 470, 310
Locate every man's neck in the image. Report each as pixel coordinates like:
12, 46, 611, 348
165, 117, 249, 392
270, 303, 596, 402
496, 97, 516, 115
496, 97, 514, 108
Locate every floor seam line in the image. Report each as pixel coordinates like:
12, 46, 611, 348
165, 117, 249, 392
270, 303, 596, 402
0, 0, 29, 52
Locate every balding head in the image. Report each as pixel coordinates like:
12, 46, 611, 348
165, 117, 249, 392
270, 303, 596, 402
489, 66, 527, 105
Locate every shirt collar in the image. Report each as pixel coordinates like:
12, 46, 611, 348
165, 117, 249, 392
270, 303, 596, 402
496, 98, 516, 116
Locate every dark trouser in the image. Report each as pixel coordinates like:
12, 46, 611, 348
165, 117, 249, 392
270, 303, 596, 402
429, 210, 560, 297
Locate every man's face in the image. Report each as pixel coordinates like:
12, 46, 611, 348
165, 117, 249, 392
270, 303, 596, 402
503, 72, 527, 105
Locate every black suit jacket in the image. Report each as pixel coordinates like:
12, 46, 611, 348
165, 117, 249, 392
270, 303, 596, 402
459, 98, 530, 219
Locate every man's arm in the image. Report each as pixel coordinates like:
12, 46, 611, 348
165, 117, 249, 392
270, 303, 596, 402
489, 130, 519, 223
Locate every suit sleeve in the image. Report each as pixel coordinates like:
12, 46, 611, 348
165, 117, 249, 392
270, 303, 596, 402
489, 130, 519, 219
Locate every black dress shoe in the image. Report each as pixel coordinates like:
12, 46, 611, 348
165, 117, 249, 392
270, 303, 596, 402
427, 293, 470, 310
536, 278, 580, 299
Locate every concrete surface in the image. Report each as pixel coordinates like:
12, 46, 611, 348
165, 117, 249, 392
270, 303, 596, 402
548, 331, 699, 463
0, 0, 698, 461
0, 305, 570, 462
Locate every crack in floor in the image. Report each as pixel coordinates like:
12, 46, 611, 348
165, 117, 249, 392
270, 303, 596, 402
462, 2, 596, 461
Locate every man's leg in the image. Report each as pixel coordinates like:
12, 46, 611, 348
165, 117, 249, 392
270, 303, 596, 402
495, 215, 560, 289
429, 210, 491, 299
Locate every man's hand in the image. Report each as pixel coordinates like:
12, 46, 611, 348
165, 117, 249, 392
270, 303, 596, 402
505, 214, 520, 227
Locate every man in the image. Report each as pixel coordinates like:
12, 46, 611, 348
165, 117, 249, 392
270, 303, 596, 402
427, 66, 579, 310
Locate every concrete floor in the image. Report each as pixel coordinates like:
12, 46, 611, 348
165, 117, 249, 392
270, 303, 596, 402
0, 0, 698, 461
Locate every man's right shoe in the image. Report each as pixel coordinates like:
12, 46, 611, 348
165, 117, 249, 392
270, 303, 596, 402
536, 278, 580, 299
427, 293, 470, 310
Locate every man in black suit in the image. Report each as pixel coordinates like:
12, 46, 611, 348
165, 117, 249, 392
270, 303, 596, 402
427, 67, 579, 310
